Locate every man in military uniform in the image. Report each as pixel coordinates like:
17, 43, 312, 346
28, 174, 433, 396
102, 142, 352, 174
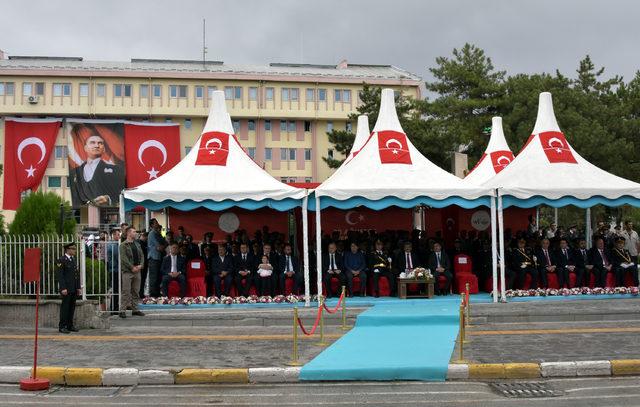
56, 243, 80, 334
119, 226, 145, 318
367, 239, 395, 297
611, 236, 639, 286
509, 237, 539, 289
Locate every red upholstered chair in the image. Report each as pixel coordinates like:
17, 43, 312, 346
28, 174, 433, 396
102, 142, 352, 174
523, 273, 532, 290
284, 278, 296, 295
352, 275, 363, 295
568, 272, 577, 288
437, 275, 449, 293
167, 280, 181, 298
186, 259, 206, 297
589, 273, 596, 288
624, 273, 635, 287
378, 275, 392, 297
453, 254, 478, 294
546, 273, 560, 289
605, 272, 616, 288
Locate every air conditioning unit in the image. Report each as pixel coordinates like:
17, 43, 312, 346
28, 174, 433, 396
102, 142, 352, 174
27, 95, 39, 104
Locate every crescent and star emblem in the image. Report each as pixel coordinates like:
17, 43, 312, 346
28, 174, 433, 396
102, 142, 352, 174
17, 136, 46, 178
137, 139, 168, 179
385, 138, 403, 155
345, 210, 364, 226
496, 155, 511, 166
205, 138, 223, 155
547, 137, 565, 153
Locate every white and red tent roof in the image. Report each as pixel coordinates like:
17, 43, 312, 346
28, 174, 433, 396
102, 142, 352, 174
123, 91, 306, 211
483, 92, 640, 208
313, 88, 493, 209
344, 115, 370, 163
464, 117, 514, 185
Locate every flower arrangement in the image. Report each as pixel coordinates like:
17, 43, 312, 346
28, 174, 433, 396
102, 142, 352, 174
497, 286, 640, 298
140, 293, 324, 306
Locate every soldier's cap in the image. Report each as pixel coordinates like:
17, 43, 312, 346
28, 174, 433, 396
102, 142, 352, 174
64, 243, 76, 250
615, 236, 626, 242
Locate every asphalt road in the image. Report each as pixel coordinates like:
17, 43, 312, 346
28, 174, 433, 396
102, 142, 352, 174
2, 377, 640, 406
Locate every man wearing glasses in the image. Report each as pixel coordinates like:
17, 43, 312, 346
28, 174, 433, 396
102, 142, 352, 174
56, 243, 81, 334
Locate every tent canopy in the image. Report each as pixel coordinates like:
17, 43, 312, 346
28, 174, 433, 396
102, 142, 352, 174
483, 92, 640, 208
312, 88, 493, 210
464, 116, 514, 185
123, 91, 306, 212
344, 115, 370, 163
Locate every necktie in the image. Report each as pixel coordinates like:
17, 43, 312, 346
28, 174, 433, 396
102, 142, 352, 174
286, 256, 290, 272
545, 250, 551, 266
563, 249, 568, 260
437, 252, 441, 268
243, 254, 246, 261
406, 253, 410, 269
330, 254, 335, 270
601, 250, 609, 265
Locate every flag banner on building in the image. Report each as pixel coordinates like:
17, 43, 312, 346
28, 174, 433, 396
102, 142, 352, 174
123, 123, 181, 187
67, 120, 126, 208
2, 118, 61, 210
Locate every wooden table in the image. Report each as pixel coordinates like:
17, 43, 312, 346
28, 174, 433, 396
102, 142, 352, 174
397, 277, 434, 299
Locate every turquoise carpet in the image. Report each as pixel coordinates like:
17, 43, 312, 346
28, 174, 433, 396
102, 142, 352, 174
299, 297, 466, 381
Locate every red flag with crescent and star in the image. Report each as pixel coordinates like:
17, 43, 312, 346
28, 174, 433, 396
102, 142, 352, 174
377, 130, 412, 164
538, 131, 577, 164
123, 123, 181, 187
196, 132, 230, 166
489, 150, 515, 174
2, 119, 60, 210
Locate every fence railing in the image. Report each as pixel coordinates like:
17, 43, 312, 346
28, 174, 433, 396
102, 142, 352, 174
0, 235, 119, 310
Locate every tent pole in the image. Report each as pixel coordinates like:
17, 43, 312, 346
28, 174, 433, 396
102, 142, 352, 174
535, 206, 539, 234
586, 207, 592, 249
302, 193, 310, 307
145, 208, 150, 231
490, 196, 498, 303
497, 192, 506, 303
119, 193, 125, 224
315, 195, 322, 299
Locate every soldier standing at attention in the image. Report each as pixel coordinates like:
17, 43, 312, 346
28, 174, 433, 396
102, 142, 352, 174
56, 243, 80, 334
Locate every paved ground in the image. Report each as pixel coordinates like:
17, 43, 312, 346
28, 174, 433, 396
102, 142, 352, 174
2, 377, 640, 406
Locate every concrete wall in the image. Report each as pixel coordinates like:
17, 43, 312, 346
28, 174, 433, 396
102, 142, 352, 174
0, 299, 108, 329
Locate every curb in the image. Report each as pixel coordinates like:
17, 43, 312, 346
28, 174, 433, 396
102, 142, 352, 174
448, 360, 619, 380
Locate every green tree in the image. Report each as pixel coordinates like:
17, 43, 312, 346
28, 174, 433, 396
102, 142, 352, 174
9, 192, 76, 235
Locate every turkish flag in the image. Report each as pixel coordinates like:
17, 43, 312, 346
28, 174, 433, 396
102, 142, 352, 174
2, 119, 60, 210
377, 130, 412, 164
124, 124, 181, 187
539, 131, 577, 164
489, 150, 515, 174
195, 132, 230, 166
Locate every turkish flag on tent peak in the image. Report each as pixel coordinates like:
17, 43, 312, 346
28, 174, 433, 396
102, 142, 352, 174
377, 130, 412, 165
196, 131, 230, 166
489, 150, 515, 173
539, 131, 577, 164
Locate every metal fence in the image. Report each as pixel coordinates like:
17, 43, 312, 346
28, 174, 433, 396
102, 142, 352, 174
0, 235, 120, 310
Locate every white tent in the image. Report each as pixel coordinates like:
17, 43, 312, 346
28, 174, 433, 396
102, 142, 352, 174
463, 117, 514, 186
344, 115, 371, 163
483, 92, 640, 300
122, 91, 312, 303
311, 88, 495, 298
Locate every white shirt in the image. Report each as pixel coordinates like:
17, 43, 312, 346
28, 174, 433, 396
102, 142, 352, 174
622, 230, 640, 256
83, 158, 102, 182
285, 255, 294, 273
170, 254, 177, 273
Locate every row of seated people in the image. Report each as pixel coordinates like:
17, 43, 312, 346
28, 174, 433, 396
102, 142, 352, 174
503, 235, 639, 290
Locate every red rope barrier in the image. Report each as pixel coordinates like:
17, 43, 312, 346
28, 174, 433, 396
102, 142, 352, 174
297, 305, 323, 336
322, 292, 345, 314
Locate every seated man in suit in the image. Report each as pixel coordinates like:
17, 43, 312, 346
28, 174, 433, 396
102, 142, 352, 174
343, 242, 367, 297
555, 238, 576, 288
395, 241, 421, 274
508, 238, 538, 289
322, 242, 345, 298
574, 238, 592, 287
427, 242, 452, 295
234, 243, 255, 297
278, 243, 303, 295
212, 245, 234, 296
367, 239, 395, 297
611, 236, 639, 286
160, 242, 187, 297
589, 237, 612, 288
536, 238, 557, 288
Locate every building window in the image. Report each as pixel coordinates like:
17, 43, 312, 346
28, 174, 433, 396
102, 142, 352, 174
195, 85, 204, 99
305, 177, 313, 183
327, 121, 333, 132
232, 120, 240, 133
22, 82, 32, 97
304, 121, 311, 132
306, 88, 315, 101
281, 88, 299, 101
318, 88, 326, 101
280, 148, 287, 160
248, 120, 256, 131
114, 84, 131, 97
287, 121, 296, 132
264, 120, 271, 131
328, 149, 334, 159
66, 176, 70, 188
304, 148, 312, 160
96, 83, 106, 97
184, 118, 192, 129
280, 177, 288, 183
53, 83, 71, 97
54, 145, 67, 159
48, 176, 62, 188
139, 84, 149, 98
153, 84, 162, 98
207, 86, 217, 99
249, 87, 258, 101
234, 86, 242, 100
265, 148, 272, 160
265, 87, 274, 100
343, 89, 351, 102
290, 88, 299, 101
282, 88, 289, 102
169, 85, 187, 98
225, 86, 242, 100
280, 120, 287, 132
247, 147, 256, 159
289, 148, 296, 160
79, 83, 89, 97
185, 146, 192, 155
165, 118, 172, 123
334, 89, 342, 102
346, 121, 352, 132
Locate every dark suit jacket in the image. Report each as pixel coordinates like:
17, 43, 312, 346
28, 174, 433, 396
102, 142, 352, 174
71, 159, 125, 207
278, 254, 300, 274
427, 251, 451, 274
161, 254, 187, 276
367, 250, 391, 272
555, 248, 576, 270
322, 252, 344, 275
234, 252, 255, 275
574, 247, 591, 269
56, 255, 79, 292
611, 247, 634, 268
395, 251, 422, 273
536, 248, 558, 272
211, 255, 234, 276
589, 247, 611, 271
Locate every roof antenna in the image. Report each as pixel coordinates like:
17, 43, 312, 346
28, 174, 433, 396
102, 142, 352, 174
202, 18, 207, 69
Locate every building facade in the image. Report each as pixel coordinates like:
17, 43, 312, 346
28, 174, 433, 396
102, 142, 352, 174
0, 55, 421, 224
